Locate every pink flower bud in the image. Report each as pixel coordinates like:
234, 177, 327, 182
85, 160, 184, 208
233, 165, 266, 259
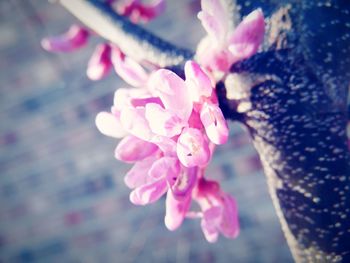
228, 9, 265, 61
41, 24, 89, 52
87, 44, 112, 81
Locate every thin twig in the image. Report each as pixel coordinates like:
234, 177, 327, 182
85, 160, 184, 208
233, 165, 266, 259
59, 0, 194, 69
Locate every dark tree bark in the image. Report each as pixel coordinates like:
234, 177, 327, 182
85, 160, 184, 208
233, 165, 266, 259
58, 0, 350, 262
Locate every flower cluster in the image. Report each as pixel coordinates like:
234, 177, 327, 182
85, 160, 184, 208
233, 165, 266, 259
93, 0, 266, 243
196, 0, 265, 72
95, 60, 239, 242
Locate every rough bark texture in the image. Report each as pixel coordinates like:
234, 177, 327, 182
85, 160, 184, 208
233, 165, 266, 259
226, 48, 350, 262
225, 1, 350, 261
59, 0, 350, 262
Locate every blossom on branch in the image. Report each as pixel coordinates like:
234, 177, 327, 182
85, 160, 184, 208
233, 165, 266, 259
41, 24, 89, 52
197, 0, 265, 72
95, 60, 238, 242
41, 0, 165, 80
114, 0, 166, 24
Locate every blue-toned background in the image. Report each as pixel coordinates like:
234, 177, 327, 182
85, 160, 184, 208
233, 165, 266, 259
0, 1, 293, 262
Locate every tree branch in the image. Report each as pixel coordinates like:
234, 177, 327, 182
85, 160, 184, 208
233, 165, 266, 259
226, 43, 350, 263
59, 0, 194, 70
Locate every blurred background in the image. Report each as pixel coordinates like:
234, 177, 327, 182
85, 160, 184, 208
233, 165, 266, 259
0, 1, 294, 262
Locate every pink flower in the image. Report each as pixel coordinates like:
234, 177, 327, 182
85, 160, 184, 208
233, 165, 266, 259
165, 189, 192, 231
197, 1, 265, 72
176, 128, 210, 167
194, 178, 240, 243
115, 135, 158, 162
149, 69, 193, 122
184, 61, 213, 103
95, 111, 127, 138
228, 10, 265, 60
200, 102, 229, 145
87, 43, 112, 81
145, 103, 186, 137
111, 46, 149, 87
116, 0, 166, 23
41, 24, 89, 52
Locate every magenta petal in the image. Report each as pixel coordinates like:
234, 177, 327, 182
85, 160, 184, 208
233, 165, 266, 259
136, 0, 166, 23
164, 189, 191, 231
219, 194, 240, 239
87, 43, 112, 81
113, 88, 150, 110
130, 178, 168, 205
200, 102, 229, 144
118, 0, 165, 23
188, 110, 204, 130
149, 69, 193, 122
131, 97, 163, 108
201, 206, 222, 243
196, 36, 233, 72
124, 156, 157, 188
197, 0, 229, 41
111, 46, 149, 87
120, 107, 153, 141
196, 178, 220, 198
145, 103, 185, 137
228, 9, 265, 61
176, 128, 211, 167
115, 135, 158, 162
171, 166, 197, 199
41, 24, 89, 52
149, 157, 180, 182
150, 135, 177, 156
185, 61, 213, 102
95, 111, 127, 138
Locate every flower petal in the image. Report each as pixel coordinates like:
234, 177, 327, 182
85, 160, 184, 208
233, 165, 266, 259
196, 36, 233, 72
201, 206, 222, 243
130, 178, 168, 205
95, 111, 127, 138
228, 9, 265, 61
111, 46, 149, 87
138, 0, 166, 22
120, 107, 153, 141
115, 135, 158, 162
171, 166, 197, 199
200, 102, 229, 144
197, 0, 230, 42
176, 128, 211, 167
113, 88, 150, 110
118, 0, 165, 23
185, 61, 213, 103
145, 103, 186, 137
87, 43, 112, 81
149, 157, 180, 182
150, 135, 177, 156
41, 24, 89, 52
164, 189, 191, 231
219, 194, 240, 239
124, 156, 158, 188
149, 69, 193, 121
